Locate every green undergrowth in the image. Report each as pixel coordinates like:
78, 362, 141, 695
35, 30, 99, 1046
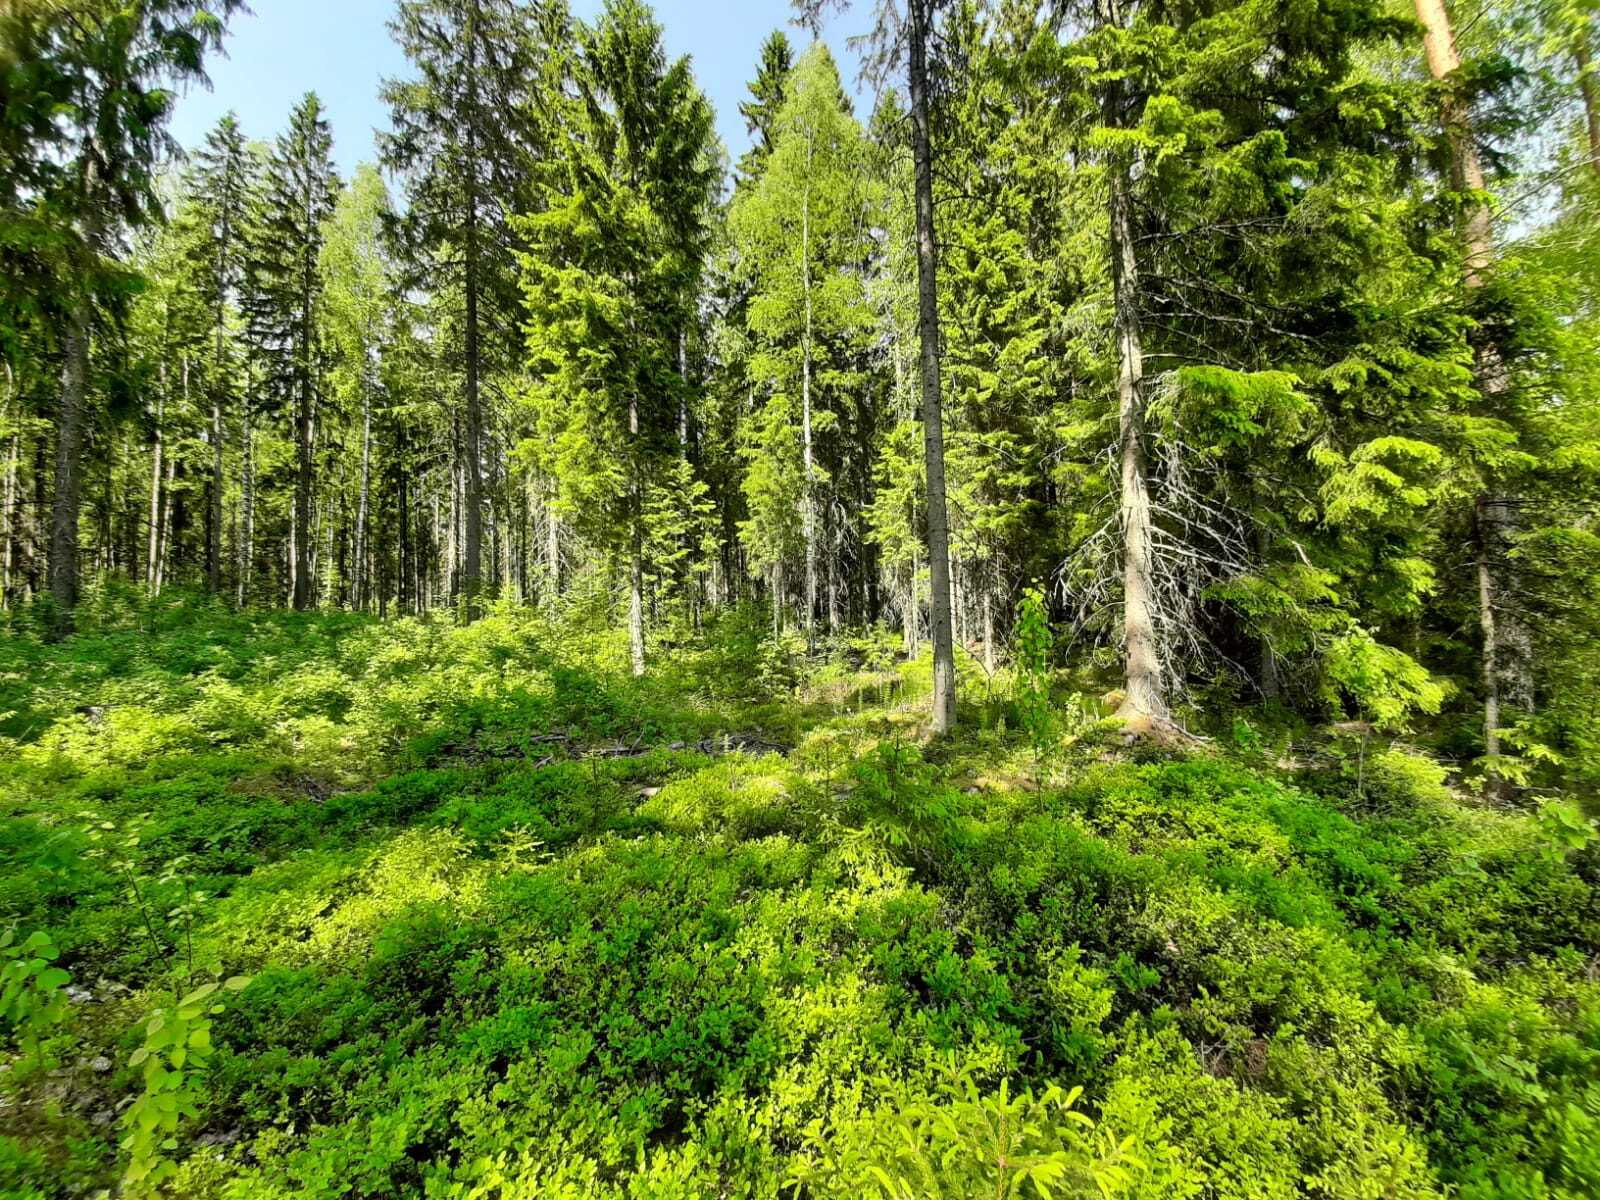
1, 590, 1597, 1198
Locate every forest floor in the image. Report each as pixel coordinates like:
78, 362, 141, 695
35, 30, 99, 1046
1, 588, 1597, 1199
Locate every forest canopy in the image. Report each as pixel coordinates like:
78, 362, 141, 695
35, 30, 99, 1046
1, 0, 1598, 1196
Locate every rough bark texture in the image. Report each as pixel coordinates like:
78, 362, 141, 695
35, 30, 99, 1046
1100, 0, 1169, 730
1108, 158, 1167, 728
908, 0, 958, 733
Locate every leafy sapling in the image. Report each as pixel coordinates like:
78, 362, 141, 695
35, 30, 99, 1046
0, 929, 72, 1076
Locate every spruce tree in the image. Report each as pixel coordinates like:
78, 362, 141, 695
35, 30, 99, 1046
380, 0, 540, 618
252, 93, 339, 611
27, 0, 243, 621
187, 112, 256, 595
519, 0, 715, 675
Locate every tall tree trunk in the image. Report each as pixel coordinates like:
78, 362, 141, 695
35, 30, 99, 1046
293, 269, 314, 609
2, 365, 17, 609
208, 328, 224, 593
907, 0, 957, 733
628, 388, 645, 676
1101, 0, 1169, 730
146, 378, 165, 591
29, 438, 46, 598
1413, 0, 1530, 794
153, 452, 176, 596
355, 371, 372, 611
238, 372, 253, 607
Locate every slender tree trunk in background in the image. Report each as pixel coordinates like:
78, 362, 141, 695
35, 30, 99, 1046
2, 364, 17, 608
2, 433, 16, 608
398, 431, 411, 614
293, 287, 314, 612
983, 581, 996, 676
238, 375, 254, 607
288, 503, 298, 606
1413, 0, 1531, 794
208, 392, 223, 593
546, 477, 561, 609
50, 295, 91, 621
628, 389, 645, 677
29, 439, 46, 598
208, 323, 224, 593
630, 517, 646, 676
908, 0, 957, 732
432, 491, 444, 609
772, 560, 784, 636
355, 371, 372, 611
1476, 498, 1502, 766
146, 380, 165, 590
1576, 25, 1600, 175
154, 453, 175, 596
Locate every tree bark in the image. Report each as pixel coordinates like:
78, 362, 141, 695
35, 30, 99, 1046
907, 0, 957, 733
293, 215, 315, 610
154, 447, 176, 596
1101, 0, 1169, 730
238, 370, 254, 607
1414, 0, 1493, 286
355, 369, 372, 611
1476, 497, 1502, 770
2, 364, 17, 608
545, 475, 561, 608
628, 388, 645, 677
146, 376, 165, 591
208, 300, 225, 593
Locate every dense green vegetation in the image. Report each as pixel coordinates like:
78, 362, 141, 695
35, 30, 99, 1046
5, 0, 1600, 1194
1, 591, 1597, 1196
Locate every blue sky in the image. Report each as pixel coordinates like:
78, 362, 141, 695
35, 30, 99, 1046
169, 0, 877, 175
